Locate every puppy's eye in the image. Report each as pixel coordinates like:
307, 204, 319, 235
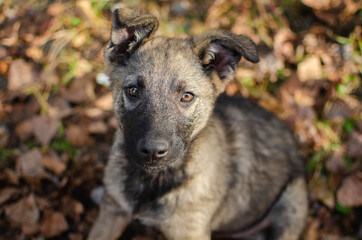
127, 87, 139, 97
180, 92, 194, 103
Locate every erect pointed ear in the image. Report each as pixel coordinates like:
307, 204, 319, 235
104, 8, 159, 65
193, 30, 258, 82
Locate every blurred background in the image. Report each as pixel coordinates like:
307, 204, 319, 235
0, 0, 361, 239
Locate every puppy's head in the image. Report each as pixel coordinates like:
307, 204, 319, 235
105, 8, 258, 171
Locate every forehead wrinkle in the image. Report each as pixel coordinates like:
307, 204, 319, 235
132, 38, 205, 93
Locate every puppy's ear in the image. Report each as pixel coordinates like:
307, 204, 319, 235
193, 30, 258, 82
105, 8, 159, 65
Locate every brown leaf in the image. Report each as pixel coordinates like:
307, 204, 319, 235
7, 59, 35, 91
25, 46, 43, 61
40, 210, 69, 238
297, 55, 323, 82
47, 2, 64, 16
47, 96, 72, 119
301, 0, 343, 11
346, 131, 362, 158
309, 177, 335, 208
0, 124, 9, 148
65, 124, 92, 146
0, 187, 17, 205
63, 77, 95, 104
2, 168, 20, 185
39, 69, 59, 89
88, 120, 108, 134
69, 233, 83, 240
324, 99, 352, 120
16, 148, 44, 178
32, 115, 60, 146
83, 107, 106, 119
294, 89, 315, 107
61, 196, 84, 221
94, 93, 113, 111
15, 119, 34, 141
320, 234, 354, 240
326, 148, 347, 173
76, 0, 97, 22
43, 150, 66, 176
337, 172, 362, 207
5, 194, 39, 232
303, 218, 319, 240
274, 28, 296, 63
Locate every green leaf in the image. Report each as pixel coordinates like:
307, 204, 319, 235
0, 149, 10, 162
70, 17, 82, 27
50, 139, 77, 153
336, 84, 347, 95
343, 156, 354, 169
25, 140, 38, 149
307, 152, 322, 171
336, 202, 352, 214
343, 119, 355, 133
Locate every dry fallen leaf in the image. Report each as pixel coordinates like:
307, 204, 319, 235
337, 172, 362, 207
346, 131, 362, 158
94, 93, 113, 111
326, 148, 347, 174
83, 107, 106, 119
16, 148, 44, 178
43, 150, 66, 176
65, 124, 92, 146
47, 96, 72, 119
0, 187, 17, 205
40, 210, 69, 238
87, 120, 108, 134
274, 28, 296, 63
301, 0, 343, 11
303, 218, 319, 240
0, 124, 9, 148
61, 196, 84, 221
2, 168, 20, 185
5, 194, 39, 234
324, 99, 353, 120
294, 89, 315, 107
297, 55, 323, 82
309, 177, 335, 209
7, 59, 35, 91
15, 119, 34, 141
32, 114, 60, 146
69, 233, 84, 240
63, 77, 95, 104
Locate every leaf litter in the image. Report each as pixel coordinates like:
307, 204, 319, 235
0, 0, 361, 239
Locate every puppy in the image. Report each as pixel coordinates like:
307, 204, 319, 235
88, 8, 308, 240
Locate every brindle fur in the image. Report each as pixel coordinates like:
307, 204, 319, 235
88, 8, 308, 240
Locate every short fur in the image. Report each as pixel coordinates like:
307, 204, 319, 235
88, 8, 308, 240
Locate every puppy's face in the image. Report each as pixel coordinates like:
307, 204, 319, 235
104, 8, 258, 171
109, 38, 215, 170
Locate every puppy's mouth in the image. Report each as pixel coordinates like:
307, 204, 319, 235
127, 154, 177, 171
137, 162, 169, 171
126, 152, 181, 172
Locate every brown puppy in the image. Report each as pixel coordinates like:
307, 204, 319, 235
88, 8, 308, 240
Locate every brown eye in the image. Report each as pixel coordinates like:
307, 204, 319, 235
180, 92, 194, 103
127, 87, 139, 97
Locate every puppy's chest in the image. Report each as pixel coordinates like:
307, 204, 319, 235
123, 166, 187, 219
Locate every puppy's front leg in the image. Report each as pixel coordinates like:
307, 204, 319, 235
88, 194, 130, 240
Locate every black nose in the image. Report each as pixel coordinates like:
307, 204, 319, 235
137, 138, 169, 159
